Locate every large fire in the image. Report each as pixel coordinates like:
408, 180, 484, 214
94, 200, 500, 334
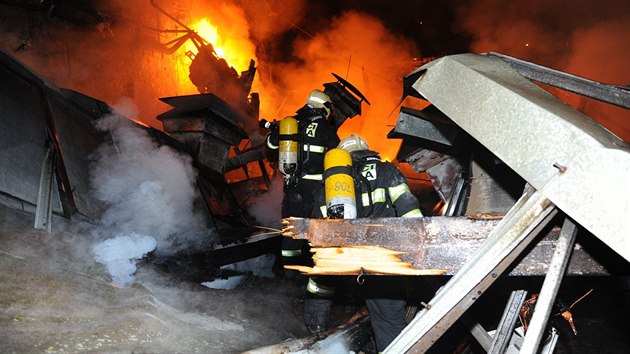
159, 6, 420, 165
163, 9, 420, 160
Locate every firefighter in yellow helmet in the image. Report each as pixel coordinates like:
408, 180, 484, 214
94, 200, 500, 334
263, 89, 340, 268
312, 134, 423, 350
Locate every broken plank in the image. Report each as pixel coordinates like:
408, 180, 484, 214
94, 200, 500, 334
286, 246, 448, 276
281, 217, 608, 276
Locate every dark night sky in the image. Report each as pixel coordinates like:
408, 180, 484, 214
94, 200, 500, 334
303, 0, 472, 56
269, 0, 471, 61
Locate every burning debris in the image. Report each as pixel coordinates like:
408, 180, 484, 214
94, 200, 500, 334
151, 0, 259, 118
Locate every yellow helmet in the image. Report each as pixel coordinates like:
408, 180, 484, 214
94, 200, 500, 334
306, 89, 332, 117
338, 134, 369, 153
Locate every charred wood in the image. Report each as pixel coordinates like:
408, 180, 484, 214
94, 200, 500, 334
282, 217, 609, 276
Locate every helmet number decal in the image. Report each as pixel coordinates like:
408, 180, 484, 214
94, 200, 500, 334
305, 122, 318, 138
362, 163, 377, 181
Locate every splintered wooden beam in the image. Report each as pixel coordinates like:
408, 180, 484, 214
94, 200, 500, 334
286, 246, 448, 276
281, 217, 608, 276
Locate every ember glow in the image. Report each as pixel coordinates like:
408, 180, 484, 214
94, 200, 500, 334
189, 18, 255, 72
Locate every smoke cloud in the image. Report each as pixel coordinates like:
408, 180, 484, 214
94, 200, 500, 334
235, 0, 308, 42
2, 0, 626, 145
1, 0, 421, 159
89, 99, 206, 285
165, 1, 422, 157
253, 10, 420, 159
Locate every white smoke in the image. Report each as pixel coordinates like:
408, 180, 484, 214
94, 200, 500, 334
92, 233, 157, 287
309, 331, 351, 353
291, 330, 352, 354
89, 99, 206, 286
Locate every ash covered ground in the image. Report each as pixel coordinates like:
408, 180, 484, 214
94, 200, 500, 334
0, 203, 313, 353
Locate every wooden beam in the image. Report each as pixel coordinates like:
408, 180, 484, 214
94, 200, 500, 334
281, 217, 608, 276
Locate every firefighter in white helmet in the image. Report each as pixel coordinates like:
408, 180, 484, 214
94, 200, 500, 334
334, 134, 423, 219
312, 134, 423, 350
262, 89, 340, 268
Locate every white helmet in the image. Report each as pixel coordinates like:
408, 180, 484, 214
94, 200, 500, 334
306, 89, 332, 118
338, 134, 369, 153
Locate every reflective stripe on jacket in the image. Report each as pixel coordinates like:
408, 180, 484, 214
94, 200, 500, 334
313, 150, 423, 218
306, 277, 335, 297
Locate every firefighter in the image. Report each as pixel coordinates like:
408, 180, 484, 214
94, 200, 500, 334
262, 90, 340, 334
314, 134, 423, 351
263, 89, 340, 267
301, 146, 357, 333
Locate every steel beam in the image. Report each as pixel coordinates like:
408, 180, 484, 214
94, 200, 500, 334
34, 145, 54, 232
489, 290, 528, 354
520, 218, 578, 353
388, 106, 459, 149
460, 316, 492, 351
488, 52, 630, 109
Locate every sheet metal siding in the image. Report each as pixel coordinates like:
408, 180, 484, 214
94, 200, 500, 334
411, 54, 630, 261
0, 62, 63, 212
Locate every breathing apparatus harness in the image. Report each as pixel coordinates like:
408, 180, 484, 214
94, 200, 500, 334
261, 108, 328, 188
320, 148, 392, 219
350, 150, 392, 217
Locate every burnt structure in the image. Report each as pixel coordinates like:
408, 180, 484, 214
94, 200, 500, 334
157, 93, 249, 176
323, 73, 371, 129
0, 48, 273, 276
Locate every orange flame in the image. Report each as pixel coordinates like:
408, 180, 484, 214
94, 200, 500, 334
172, 18, 254, 95
164, 9, 421, 165
185, 19, 253, 72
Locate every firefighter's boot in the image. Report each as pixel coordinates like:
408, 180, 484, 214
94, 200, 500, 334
303, 296, 333, 333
